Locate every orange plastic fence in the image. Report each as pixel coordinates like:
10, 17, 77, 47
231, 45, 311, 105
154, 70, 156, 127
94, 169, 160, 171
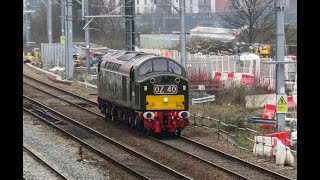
261, 103, 276, 129
227, 72, 234, 80
265, 131, 291, 147
213, 71, 222, 83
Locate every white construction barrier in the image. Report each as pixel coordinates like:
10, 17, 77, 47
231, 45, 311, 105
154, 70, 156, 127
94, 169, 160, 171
253, 136, 273, 156
275, 141, 295, 166
253, 135, 295, 167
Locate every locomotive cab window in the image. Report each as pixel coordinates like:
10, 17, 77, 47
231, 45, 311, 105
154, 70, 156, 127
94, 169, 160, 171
153, 59, 167, 72
169, 61, 181, 75
138, 58, 184, 76
139, 61, 152, 75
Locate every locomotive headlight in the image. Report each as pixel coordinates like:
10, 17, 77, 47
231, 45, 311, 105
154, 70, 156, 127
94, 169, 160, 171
164, 97, 168, 103
183, 85, 186, 90
144, 86, 147, 91
175, 77, 180, 83
143, 111, 155, 119
178, 111, 190, 119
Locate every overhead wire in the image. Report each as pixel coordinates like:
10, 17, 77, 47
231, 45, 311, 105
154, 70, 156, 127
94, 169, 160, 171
88, 0, 135, 31
145, 1, 273, 13
82, 0, 273, 13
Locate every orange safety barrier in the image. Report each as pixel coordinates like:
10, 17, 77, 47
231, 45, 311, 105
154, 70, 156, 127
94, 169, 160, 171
227, 72, 234, 80
246, 75, 255, 85
240, 74, 248, 84
265, 131, 291, 147
164, 52, 173, 58
213, 71, 222, 83
261, 103, 276, 129
240, 74, 256, 85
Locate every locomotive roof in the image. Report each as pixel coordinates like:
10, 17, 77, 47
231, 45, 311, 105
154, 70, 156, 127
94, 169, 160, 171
101, 51, 161, 73
100, 50, 186, 78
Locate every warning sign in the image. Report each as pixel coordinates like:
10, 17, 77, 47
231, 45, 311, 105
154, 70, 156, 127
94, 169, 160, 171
276, 95, 288, 113
278, 96, 286, 105
60, 36, 65, 44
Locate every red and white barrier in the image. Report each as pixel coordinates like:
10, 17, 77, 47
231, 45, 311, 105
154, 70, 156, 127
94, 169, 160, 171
253, 134, 295, 166
240, 74, 256, 85
213, 71, 222, 83
227, 72, 234, 80
261, 103, 276, 129
212, 71, 255, 83
287, 96, 295, 108
253, 136, 273, 156
265, 131, 291, 147
274, 140, 295, 166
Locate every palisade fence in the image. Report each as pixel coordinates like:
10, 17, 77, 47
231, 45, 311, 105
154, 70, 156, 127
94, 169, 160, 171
41, 43, 65, 69
190, 114, 297, 160
40, 44, 296, 91
139, 48, 297, 91
140, 48, 263, 75
139, 48, 281, 90
41, 43, 84, 69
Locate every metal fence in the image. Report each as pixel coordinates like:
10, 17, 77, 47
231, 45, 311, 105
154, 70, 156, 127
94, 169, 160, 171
139, 48, 263, 78
41, 43, 65, 69
190, 114, 297, 159
41, 43, 86, 69
192, 95, 215, 105
139, 48, 297, 91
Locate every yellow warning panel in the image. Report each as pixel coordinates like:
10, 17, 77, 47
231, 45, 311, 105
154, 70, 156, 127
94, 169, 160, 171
278, 96, 287, 105
146, 95, 185, 110
276, 95, 288, 113
277, 106, 287, 112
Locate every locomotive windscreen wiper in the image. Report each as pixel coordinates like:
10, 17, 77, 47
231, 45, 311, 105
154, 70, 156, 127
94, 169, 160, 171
170, 67, 175, 73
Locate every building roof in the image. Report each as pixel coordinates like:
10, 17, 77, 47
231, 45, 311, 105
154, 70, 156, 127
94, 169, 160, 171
190, 26, 238, 34
189, 26, 239, 41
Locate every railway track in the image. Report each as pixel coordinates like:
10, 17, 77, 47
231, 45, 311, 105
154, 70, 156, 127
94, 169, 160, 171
23, 95, 191, 180
23, 74, 98, 111
23, 145, 68, 180
23, 74, 292, 179
154, 136, 290, 180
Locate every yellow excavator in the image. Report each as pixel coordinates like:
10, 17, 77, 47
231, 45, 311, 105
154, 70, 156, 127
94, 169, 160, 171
252, 44, 271, 60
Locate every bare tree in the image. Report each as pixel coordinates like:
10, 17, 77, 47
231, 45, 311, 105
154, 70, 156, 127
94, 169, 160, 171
88, 0, 126, 48
30, 3, 84, 44
284, 23, 297, 45
29, 0, 126, 48
220, 0, 275, 44
30, 5, 48, 44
